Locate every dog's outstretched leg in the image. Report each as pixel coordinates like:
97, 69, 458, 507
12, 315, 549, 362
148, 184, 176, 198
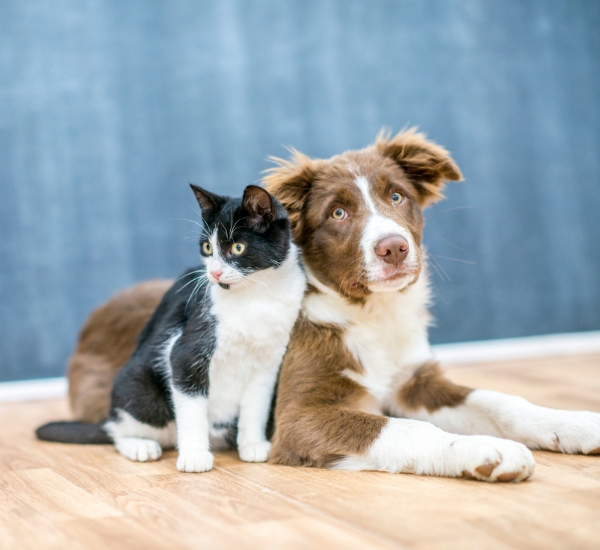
394, 362, 600, 455
271, 405, 534, 482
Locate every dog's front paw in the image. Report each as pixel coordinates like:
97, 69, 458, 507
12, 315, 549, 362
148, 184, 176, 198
453, 436, 535, 482
548, 411, 600, 455
238, 441, 271, 463
176, 451, 214, 473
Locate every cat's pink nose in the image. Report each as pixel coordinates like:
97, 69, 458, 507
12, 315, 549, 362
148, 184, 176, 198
210, 270, 222, 281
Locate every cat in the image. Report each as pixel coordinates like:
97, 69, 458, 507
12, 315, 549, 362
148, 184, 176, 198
36, 184, 306, 473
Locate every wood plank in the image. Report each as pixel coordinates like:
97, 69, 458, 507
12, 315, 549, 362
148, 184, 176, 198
1, 353, 600, 548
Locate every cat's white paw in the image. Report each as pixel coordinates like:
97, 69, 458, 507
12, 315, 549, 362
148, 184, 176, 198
115, 437, 162, 462
176, 451, 214, 473
238, 441, 271, 463
451, 436, 535, 482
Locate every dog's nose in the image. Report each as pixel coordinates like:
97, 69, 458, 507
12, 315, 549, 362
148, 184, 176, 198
374, 236, 409, 266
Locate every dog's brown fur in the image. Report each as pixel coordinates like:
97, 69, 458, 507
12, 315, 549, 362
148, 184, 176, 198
270, 314, 388, 467
264, 129, 460, 302
398, 362, 471, 413
68, 280, 171, 422
265, 129, 464, 467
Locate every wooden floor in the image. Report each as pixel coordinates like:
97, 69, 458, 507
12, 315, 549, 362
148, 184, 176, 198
2, 354, 600, 549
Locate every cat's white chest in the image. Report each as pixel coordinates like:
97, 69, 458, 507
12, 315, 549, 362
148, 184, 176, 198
206, 260, 306, 425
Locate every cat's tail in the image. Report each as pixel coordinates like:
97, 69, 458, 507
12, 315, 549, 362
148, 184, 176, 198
35, 421, 112, 444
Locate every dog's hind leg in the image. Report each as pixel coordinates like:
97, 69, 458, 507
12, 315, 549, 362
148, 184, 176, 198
393, 361, 600, 455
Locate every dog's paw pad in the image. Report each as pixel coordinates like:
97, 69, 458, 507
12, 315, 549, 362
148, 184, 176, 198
497, 471, 520, 482
238, 441, 271, 463
176, 451, 214, 473
475, 462, 499, 478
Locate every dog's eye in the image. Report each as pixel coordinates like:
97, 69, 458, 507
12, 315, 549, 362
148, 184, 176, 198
391, 192, 404, 205
231, 243, 246, 255
202, 242, 213, 255
331, 207, 347, 220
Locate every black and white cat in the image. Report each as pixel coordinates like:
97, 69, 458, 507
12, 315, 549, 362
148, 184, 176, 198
37, 184, 306, 473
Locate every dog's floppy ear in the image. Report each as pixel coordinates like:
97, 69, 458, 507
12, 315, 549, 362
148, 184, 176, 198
241, 185, 275, 233
376, 128, 462, 207
190, 184, 225, 221
263, 150, 319, 242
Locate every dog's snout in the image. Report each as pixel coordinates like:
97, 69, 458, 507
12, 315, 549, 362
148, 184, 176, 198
374, 235, 409, 266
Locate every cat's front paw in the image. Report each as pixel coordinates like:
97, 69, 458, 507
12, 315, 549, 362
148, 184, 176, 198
238, 441, 271, 463
176, 451, 214, 473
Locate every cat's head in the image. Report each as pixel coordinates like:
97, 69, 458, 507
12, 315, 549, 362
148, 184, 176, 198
190, 184, 292, 289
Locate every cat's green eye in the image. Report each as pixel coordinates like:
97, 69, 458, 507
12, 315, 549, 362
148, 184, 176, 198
231, 243, 246, 255
202, 242, 212, 255
391, 192, 404, 205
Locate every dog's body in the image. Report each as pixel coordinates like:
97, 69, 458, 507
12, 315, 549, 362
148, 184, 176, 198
263, 129, 600, 481
66, 129, 600, 481
68, 279, 172, 423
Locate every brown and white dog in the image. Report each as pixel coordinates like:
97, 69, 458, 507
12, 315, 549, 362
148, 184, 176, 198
261, 128, 600, 482
67, 129, 600, 482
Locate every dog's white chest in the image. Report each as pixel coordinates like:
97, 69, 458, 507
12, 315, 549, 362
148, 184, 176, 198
304, 276, 434, 408
344, 317, 432, 405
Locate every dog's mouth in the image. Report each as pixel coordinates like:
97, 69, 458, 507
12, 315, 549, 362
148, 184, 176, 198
364, 263, 420, 291
343, 264, 419, 294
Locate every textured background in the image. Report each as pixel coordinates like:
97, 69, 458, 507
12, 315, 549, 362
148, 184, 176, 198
1, 0, 599, 382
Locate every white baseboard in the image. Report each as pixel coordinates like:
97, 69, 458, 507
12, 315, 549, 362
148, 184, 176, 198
0, 377, 68, 404
433, 330, 600, 365
1, 331, 599, 404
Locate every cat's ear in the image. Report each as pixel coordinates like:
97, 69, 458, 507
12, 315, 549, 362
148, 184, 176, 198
190, 184, 224, 220
242, 185, 275, 233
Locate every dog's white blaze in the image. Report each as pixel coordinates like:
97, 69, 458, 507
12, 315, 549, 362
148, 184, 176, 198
354, 176, 379, 215
353, 177, 419, 291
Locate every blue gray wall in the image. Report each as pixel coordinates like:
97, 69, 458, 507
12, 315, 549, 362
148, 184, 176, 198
1, 1, 599, 382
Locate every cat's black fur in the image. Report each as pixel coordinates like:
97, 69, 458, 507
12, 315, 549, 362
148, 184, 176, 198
36, 185, 296, 450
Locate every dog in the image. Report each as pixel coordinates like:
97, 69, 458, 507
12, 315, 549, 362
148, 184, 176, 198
66, 129, 600, 482
261, 128, 600, 482
67, 280, 172, 423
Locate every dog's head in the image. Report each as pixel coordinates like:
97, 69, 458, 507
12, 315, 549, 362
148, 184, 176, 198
263, 129, 462, 299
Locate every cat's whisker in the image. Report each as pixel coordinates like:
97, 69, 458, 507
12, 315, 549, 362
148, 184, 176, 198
176, 272, 207, 292
176, 218, 205, 230
177, 276, 202, 293
186, 277, 209, 311
241, 271, 271, 292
